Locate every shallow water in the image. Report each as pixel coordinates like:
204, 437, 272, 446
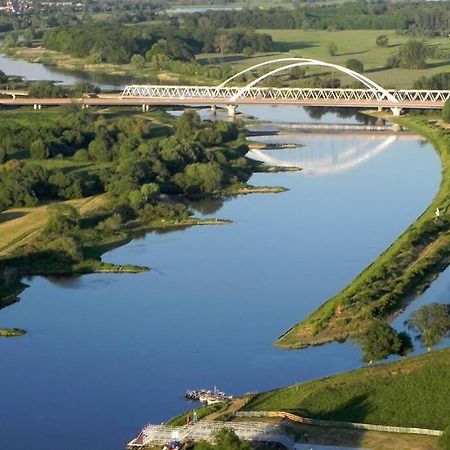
0, 106, 444, 450
0, 53, 131, 90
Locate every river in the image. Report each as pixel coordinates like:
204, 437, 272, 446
0, 57, 448, 450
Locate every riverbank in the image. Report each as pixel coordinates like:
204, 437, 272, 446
1, 45, 219, 87
242, 347, 450, 430
277, 114, 450, 348
158, 348, 449, 450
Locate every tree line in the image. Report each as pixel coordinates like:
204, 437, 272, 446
180, 2, 449, 33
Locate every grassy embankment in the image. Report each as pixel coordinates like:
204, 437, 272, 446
277, 114, 450, 349
5, 30, 450, 89
243, 348, 450, 431
161, 350, 449, 449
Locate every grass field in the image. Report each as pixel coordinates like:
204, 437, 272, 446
243, 348, 450, 430
0, 196, 106, 257
259, 29, 450, 88
199, 29, 450, 89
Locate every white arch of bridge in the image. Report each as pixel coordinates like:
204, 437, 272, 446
222, 58, 399, 106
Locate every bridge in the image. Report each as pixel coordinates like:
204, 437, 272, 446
0, 58, 449, 115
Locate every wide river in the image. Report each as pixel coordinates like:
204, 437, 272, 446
0, 58, 449, 450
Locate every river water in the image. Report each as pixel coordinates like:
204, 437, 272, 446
0, 57, 448, 450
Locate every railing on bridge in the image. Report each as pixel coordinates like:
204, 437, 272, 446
121, 85, 450, 104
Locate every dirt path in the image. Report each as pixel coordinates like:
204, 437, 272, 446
204, 398, 248, 421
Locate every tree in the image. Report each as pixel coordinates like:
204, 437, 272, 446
3, 32, 18, 47
175, 110, 202, 140
194, 428, 251, 450
130, 54, 145, 69
214, 32, 231, 54
345, 59, 364, 73
398, 40, 428, 70
0, 70, 7, 84
405, 303, 450, 351
327, 42, 337, 56
376, 35, 389, 47
88, 136, 111, 162
176, 162, 224, 194
442, 100, 450, 123
29, 139, 49, 160
386, 55, 400, 69
44, 204, 80, 235
0, 144, 7, 164
357, 321, 404, 363
45, 236, 83, 263
28, 81, 66, 98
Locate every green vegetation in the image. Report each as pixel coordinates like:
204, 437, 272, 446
405, 303, 450, 351
166, 403, 229, 426
439, 425, 450, 450
258, 29, 450, 88
0, 328, 26, 337
277, 115, 450, 349
356, 321, 412, 363
0, 106, 273, 334
443, 100, 450, 124
194, 429, 251, 450
243, 348, 450, 430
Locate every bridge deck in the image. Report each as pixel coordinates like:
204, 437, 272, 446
0, 96, 446, 109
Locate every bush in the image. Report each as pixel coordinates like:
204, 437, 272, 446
398, 40, 428, 69
376, 35, 389, 47
386, 55, 401, 68
327, 42, 337, 56
345, 58, 364, 73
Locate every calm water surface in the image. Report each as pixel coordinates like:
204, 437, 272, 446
0, 105, 445, 450
0, 53, 131, 90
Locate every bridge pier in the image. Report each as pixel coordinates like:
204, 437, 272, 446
210, 105, 217, 114
33, 104, 42, 110
226, 105, 237, 118
141, 104, 150, 112
391, 107, 403, 117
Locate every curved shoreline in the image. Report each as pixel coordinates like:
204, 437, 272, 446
276, 114, 450, 349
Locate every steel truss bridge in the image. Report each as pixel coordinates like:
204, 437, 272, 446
121, 85, 450, 115
120, 57, 450, 116
1, 58, 449, 115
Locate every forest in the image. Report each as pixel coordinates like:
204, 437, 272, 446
0, 107, 258, 214
41, 23, 273, 64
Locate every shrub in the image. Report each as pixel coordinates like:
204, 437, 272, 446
345, 58, 364, 73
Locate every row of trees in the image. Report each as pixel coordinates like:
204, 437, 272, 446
181, 2, 450, 33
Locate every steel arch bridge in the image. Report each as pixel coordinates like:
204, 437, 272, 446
121, 58, 450, 116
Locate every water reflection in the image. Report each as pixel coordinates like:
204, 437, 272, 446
247, 134, 399, 175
